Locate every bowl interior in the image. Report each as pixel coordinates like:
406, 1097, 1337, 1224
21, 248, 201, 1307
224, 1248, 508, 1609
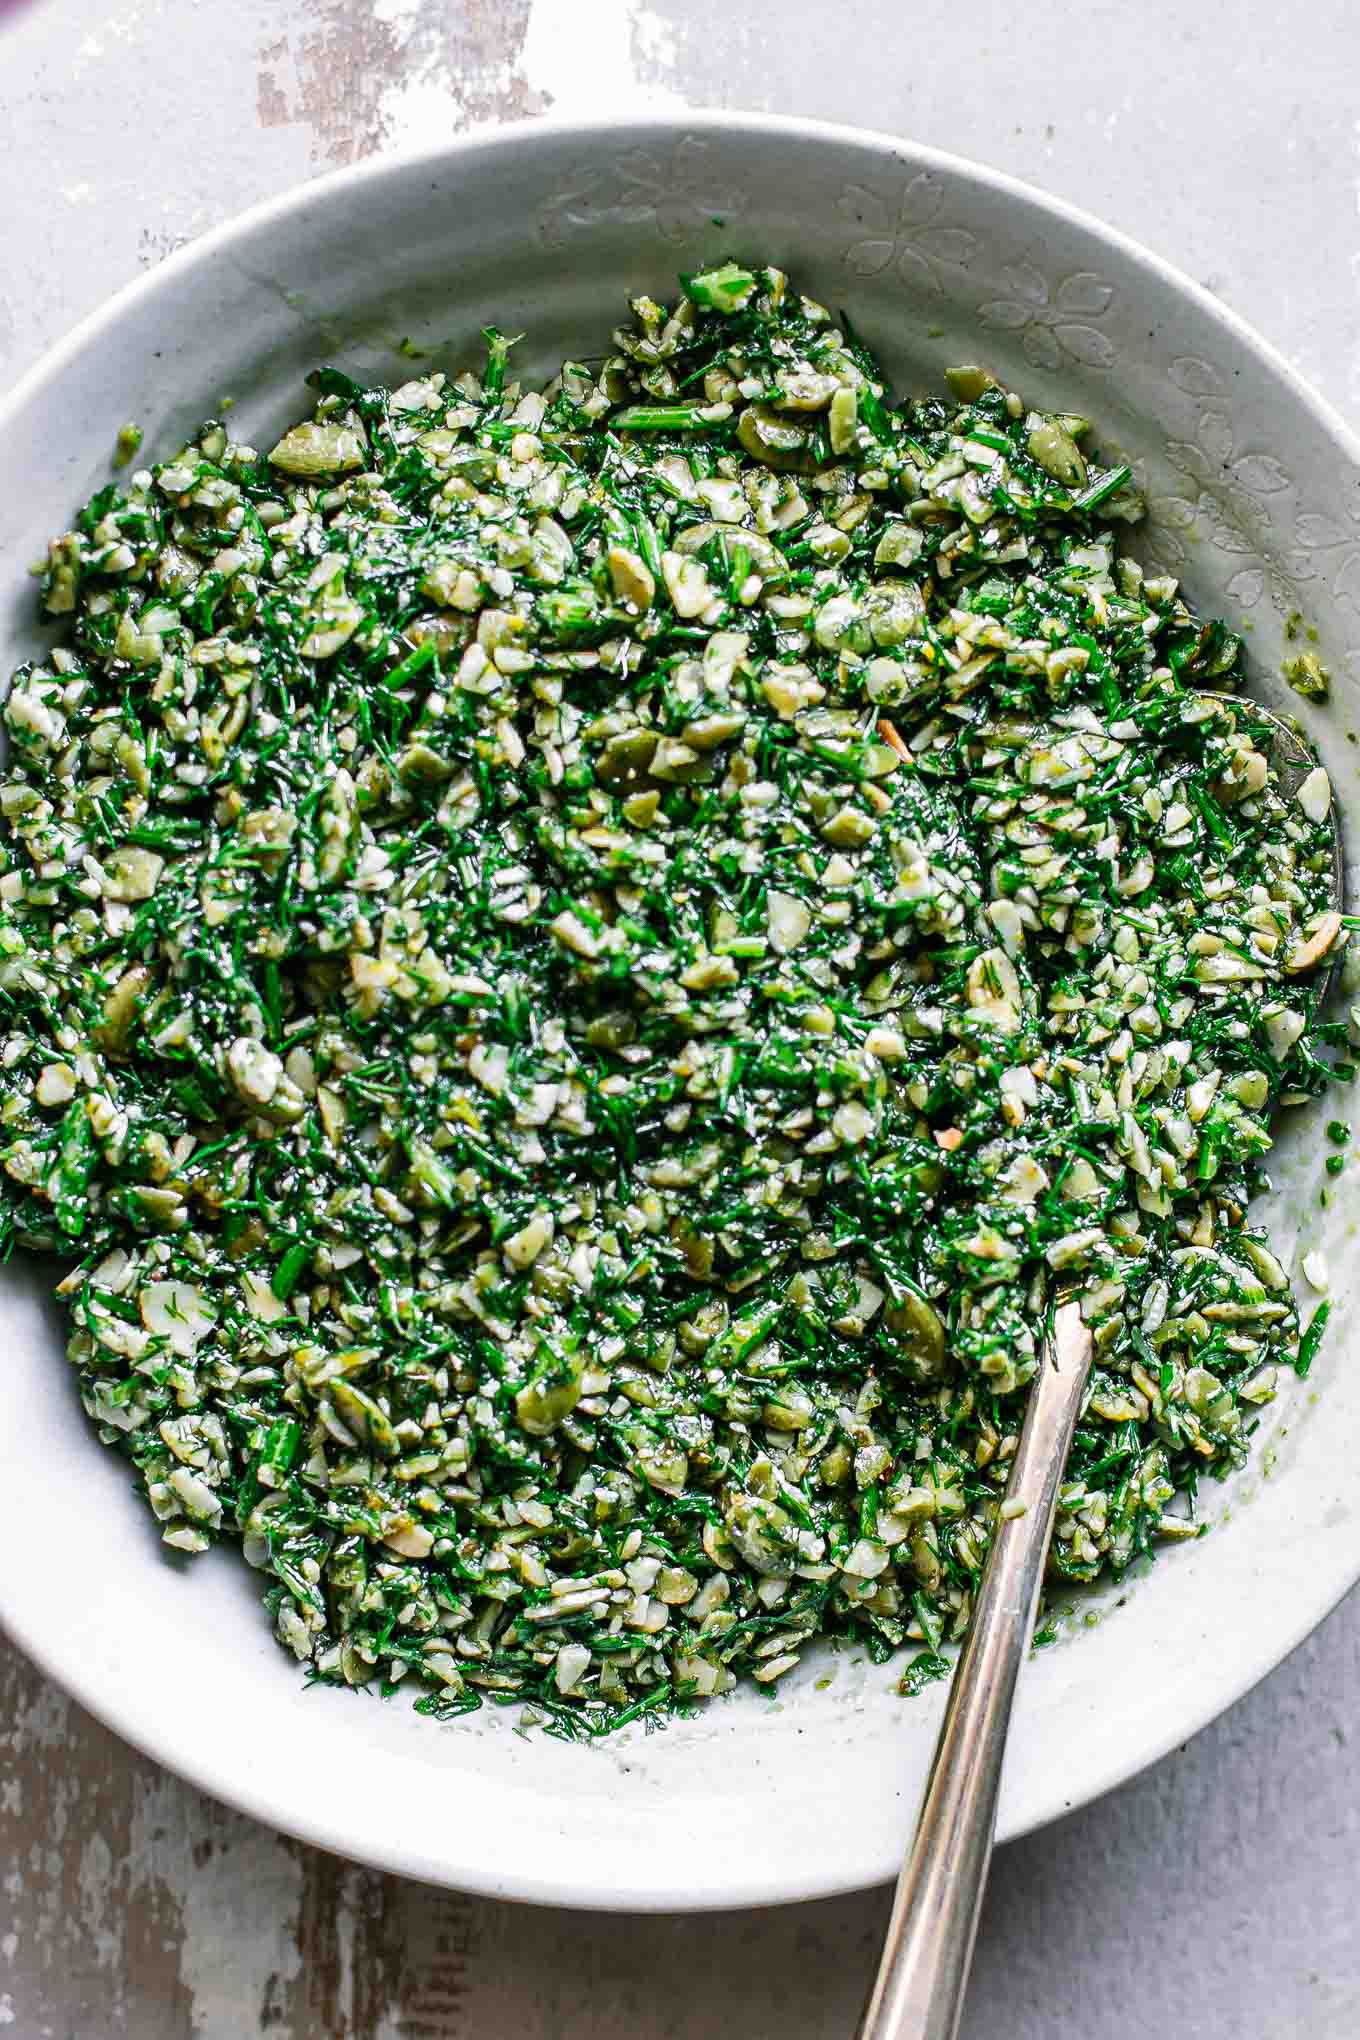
2, 116, 1358, 1909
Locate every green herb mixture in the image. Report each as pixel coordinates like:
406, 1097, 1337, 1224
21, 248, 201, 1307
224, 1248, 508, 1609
0, 263, 1342, 1733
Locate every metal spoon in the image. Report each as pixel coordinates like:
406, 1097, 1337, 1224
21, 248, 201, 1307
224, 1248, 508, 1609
856, 1299, 1094, 2040
859, 695, 1344, 2040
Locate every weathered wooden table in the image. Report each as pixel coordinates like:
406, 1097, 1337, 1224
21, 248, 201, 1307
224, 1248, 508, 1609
6, 3, 1360, 2034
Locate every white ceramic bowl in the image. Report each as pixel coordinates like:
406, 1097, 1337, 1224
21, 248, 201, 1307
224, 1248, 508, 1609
2, 113, 1359, 1912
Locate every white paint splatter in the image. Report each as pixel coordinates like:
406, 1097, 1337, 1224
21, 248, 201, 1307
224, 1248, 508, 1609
520, 0, 687, 116
377, 64, 504, 154
128, 1771, 305, 2039
366, 0, 687, 157
363, 0, 523, 154
9, 1681, 69, 1754
76, 1833, 120, 1973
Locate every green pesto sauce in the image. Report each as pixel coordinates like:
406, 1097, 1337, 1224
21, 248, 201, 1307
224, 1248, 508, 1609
0, 264, 1341, 1735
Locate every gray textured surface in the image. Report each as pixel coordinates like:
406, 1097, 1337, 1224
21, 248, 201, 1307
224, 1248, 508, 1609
3, 1, 1360, 2034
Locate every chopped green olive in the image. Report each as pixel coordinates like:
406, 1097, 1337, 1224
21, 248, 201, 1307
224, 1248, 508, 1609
883, 1292, 950, 1385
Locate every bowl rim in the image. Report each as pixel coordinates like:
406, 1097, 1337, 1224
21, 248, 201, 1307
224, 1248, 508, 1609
3, 107, 1360, 1909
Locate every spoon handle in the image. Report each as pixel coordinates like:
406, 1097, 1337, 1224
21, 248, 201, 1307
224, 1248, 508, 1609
857, 1299, 1095, 2040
